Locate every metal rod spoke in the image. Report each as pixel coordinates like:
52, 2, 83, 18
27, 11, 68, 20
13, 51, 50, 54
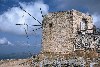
24, 28, 29, 39
40, 8, 44, 18
34, 27, 42, 31
19, 6, 42, 25
16, 24, 23, 25
32, 25, 41, 26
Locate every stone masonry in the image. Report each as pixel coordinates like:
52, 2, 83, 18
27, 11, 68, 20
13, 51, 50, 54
42, 10, 94, 54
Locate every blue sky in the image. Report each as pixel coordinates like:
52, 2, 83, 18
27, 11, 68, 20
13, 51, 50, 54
0, 0, 100, 56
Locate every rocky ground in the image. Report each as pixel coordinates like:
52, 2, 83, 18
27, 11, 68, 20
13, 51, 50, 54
0, 59, 32, 67
0, 53, 100, 67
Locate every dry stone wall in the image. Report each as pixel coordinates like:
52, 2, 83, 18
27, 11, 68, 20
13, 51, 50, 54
42, 10, 94, 54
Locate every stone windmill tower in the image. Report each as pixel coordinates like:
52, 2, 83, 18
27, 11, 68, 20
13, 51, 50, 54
41, 10, 94, 57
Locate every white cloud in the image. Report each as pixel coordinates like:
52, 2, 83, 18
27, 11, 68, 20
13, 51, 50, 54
0, 37, 13, 45
0, 1, 49, 35
92, 13, 100, 28
15, 41, 31, 46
